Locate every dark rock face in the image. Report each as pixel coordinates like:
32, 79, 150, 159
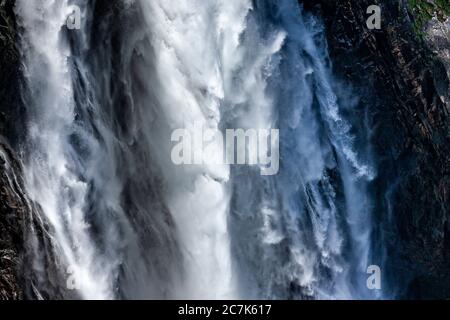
0, 0, 24, 146
0, 142, 25, 300
0, 0, 24, 300
302, 0, 449, 298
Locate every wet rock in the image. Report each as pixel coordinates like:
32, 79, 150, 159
0, 0, 25, 146
0, 142, 24, 300
302, 0, 449, 298
0, 0, 23, 300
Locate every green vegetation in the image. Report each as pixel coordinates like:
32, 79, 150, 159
407, 0, 450, 32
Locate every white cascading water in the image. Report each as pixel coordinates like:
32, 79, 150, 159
15, 0, 118, 299
15, 0, 380, 299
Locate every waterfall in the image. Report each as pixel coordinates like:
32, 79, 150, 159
15, 0, 113, 299
15, 0, 379, 299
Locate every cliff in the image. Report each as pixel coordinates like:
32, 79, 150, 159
0, 0, 24, 300
0, 142, 24, 300
302, 0, 449, 298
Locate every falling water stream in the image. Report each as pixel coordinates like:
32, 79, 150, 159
15, 0, 380, 299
